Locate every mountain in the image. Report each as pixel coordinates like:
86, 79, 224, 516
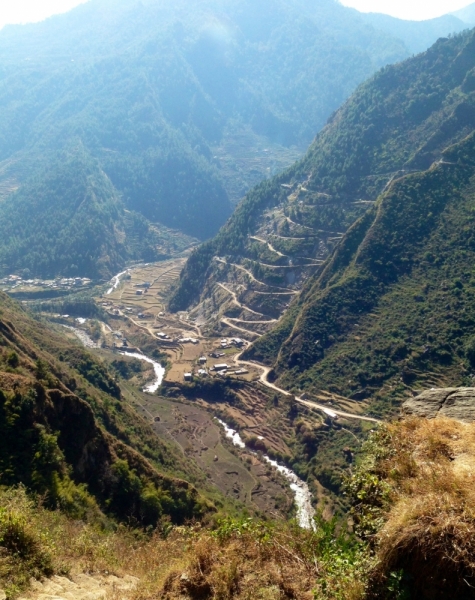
0, 0, 467, 279
171, 29, 475, 419
0, 146, 165, 279
358, 12, 468, 54
0, 290, 209, 525
452, 2, 475, 25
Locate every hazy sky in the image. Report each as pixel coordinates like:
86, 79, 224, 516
0, 0, 473, 29
0, 0, 89, 30
339, 0, 473, 20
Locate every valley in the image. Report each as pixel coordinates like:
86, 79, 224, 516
37, 252, 378, 524
0, 3, 474, 598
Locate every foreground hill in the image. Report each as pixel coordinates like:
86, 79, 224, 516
171, 29, 475, 417
2, 409, 473, 599
0, 0, 467, 278
0, 291, 209, 526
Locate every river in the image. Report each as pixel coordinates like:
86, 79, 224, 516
62, 322, 165, 393
106, 270, 129, 295
216, 419, 315, 529
120, 351, 165, 393
61, 325, 100, 349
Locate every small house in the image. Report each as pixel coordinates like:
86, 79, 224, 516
199, 356, 207, 364
214, 364, 228, 371
184, 373, 193, 382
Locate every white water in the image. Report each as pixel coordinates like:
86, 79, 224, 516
216, 418, 246, 448
61, 322, 164, 393
61, 325, 100, 349
216, 419, 315, 529
106, 270, 128, 295
120, 351, 165, 393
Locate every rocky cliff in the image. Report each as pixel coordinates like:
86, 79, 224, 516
403, 387, 475, 422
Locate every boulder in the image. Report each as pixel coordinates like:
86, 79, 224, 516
403, 387, 475, 422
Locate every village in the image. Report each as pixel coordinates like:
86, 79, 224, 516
95, 259, 260, 385
0, 274, 93, 293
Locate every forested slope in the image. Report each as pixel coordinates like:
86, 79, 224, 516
172, 29, 475, 417
0, 0, 466, 278
0, 291, 209, 525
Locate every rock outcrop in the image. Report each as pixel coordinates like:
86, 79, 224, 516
402, 387, 475, 422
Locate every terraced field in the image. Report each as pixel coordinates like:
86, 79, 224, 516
189, 181, 349, 340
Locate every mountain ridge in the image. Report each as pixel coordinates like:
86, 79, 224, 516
0, 0, 469, 279
170, 28, 475, 420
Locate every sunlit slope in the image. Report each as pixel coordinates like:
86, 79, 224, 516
0, 291, 209, 524
171, 30, 475, 319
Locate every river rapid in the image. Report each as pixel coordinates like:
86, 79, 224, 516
62, 321, 165, 393
106, 270, 129, 295
216, 419, 315, 530
120, 351, 165, 393
61, 324, 100, 348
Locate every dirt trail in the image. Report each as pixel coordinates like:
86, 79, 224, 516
215, 258, 294, 292
249, 235, 285, 257
253, 289, 298, 295
285, 216, 314, 231
227, 317, 277, 324
232, 354, 381, 424
18, 573, 139, 600
221, 317, 262, 338
217, 283, 266, 317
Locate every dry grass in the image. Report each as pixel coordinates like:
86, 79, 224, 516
362, 417, 475, 599
0, 489, 367, 600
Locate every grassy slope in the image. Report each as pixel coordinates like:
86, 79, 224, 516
2, 414, 472, 600
0, 291, 211, 526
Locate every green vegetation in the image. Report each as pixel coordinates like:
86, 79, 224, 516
3, 415, 468, 600
169, 30, 475, 505
172, 29, 475, 308
265, 130, 475, 417
173, 29, 475, 414
0, 0, 464, 278
0, 148, 166, 279
0, 291, 210, 529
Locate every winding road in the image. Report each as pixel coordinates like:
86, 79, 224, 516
215, 257, 297, 292
217, 283, 266, 317
250, 235, 285, 257
232, 352, 381, 424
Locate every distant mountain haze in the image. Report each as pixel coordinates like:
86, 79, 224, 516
340, 0, 475, 20
451, 2, 475, 24
0, 0, 469, 278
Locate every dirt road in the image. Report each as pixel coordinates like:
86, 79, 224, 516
232, 353, 381, 424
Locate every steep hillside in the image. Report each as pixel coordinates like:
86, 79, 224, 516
0, 147, 165, 279
0, 0, 466, 278
265, 132, 475, 414
171, 29, 475, 414
2, 411, 473, 600
0, 291, 209, 526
